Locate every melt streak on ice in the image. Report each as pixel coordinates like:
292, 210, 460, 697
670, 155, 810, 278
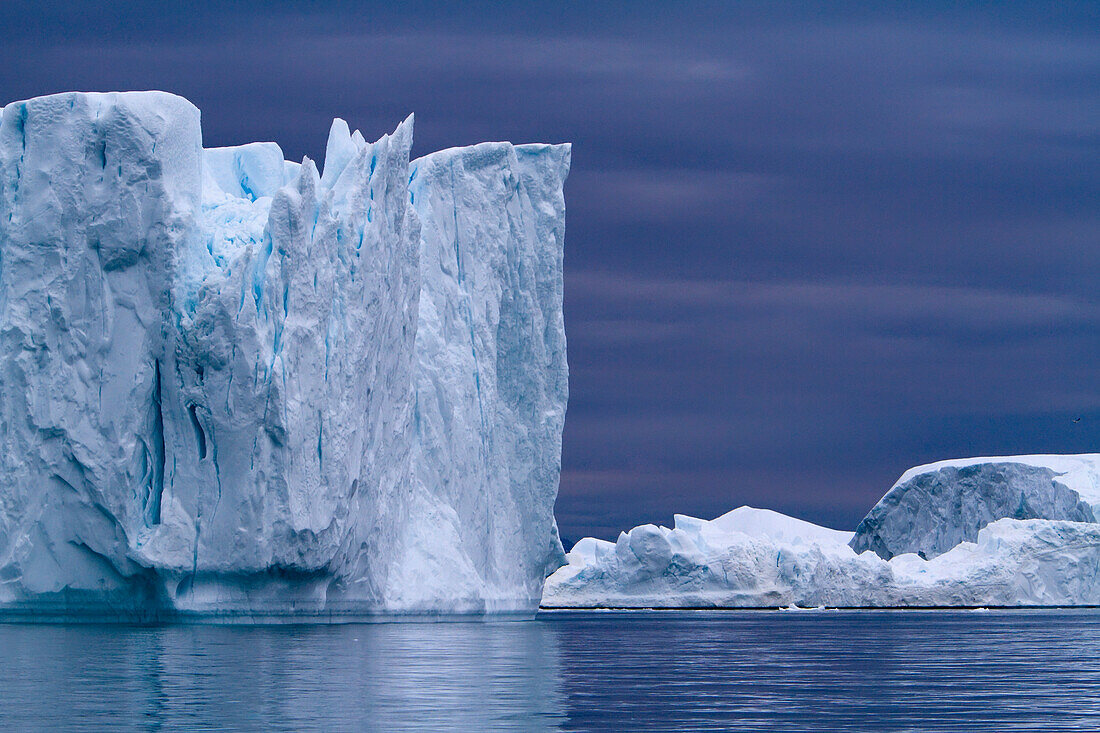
0, 91, 570, 621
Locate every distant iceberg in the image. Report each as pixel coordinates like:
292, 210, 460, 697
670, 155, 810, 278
850, 454, 1100, 559
0, 91, 570, 621
543, 455, 1100, 608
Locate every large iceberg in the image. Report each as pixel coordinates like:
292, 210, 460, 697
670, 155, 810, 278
544, 456, 1100, 608
0, 91, 570, 621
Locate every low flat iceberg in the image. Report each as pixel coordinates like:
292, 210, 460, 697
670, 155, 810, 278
543, 456, 1100, 608
0, 91, 570, 621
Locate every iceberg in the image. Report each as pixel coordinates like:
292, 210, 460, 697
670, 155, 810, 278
543, 456, 1100, 608
0, 91, 570, 621
850, 454, 1100, 559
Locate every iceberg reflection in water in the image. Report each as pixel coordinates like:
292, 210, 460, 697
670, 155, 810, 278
0, 621, 567, 732
3, 611, 1100, 731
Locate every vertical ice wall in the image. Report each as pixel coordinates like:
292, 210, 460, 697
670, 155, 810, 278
0, 91, 570, 620
396, 142, 570, 612
0, 92, 202, 609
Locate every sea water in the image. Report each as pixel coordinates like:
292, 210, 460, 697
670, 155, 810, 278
1, 610, 1098, 731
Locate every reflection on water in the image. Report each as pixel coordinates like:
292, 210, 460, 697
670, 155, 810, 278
552, 610, 1100, 731
1, 610, 1100, 731
0, 621, 566, 732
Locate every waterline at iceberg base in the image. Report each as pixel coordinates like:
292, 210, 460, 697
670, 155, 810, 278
0, 91, 569, 622
543, 455, 1100, 609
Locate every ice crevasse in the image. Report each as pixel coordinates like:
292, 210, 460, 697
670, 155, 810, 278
0, 91, 570, 621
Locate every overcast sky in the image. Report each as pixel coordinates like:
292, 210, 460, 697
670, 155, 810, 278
3, 1, 1097, 542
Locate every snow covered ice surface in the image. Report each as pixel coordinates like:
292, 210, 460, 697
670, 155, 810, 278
0, 91, 570, 622
543, 457, 1100, 609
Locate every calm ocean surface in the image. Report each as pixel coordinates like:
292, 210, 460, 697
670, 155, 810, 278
1, 609, 1099, 731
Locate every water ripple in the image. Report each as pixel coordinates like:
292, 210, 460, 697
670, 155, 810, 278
0, 609, 1098, 731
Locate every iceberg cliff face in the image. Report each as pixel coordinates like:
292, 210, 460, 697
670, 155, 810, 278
399, 143, 569, 610
0, 91, 570, 621
544, 456, 1100, 609
850, 455, 1100, 559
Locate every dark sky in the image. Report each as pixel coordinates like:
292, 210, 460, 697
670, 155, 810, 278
3, 1, 1097, 543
